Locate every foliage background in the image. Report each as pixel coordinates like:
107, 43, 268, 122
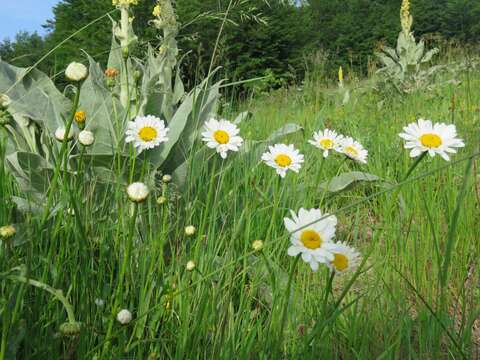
1, 0, 479, 86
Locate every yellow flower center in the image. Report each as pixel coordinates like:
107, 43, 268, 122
420, 133, 442, 149
138, 126, 158, 142
74, 111, 86, 123
274, 154, 292, 167
300, 229, 322, 249
344, 146, 359, 158
213, 130, 230, 144
319, 138, 334, 149
332, 253, 349, 271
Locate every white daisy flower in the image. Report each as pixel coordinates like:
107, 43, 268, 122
125, 115, 169, 153
261, 144, 304, 178
284, 208, 337, 272
398, 119, 465, 161
339, 137, 368, 164
127, 182, 149, 203
326, 242, 361, 275
201, 118, 244, 159
308, 129, 344, 158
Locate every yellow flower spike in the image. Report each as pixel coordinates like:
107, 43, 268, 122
153, 4, 161, 17
338, 66, 344, 85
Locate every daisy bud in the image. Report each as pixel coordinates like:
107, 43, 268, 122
127, 182, 149, 203
0, 225, 16, 241
59, 322, 82, 337
94, 298, 105, 307
116, 309, 133, 325
186, 261, 196, 271
162, 174, 172, 183
184, 226, 196, 236
156, 196, 167, 205
0, 93, 11, 109
78, 130, 95, 147
55, 127, 74, 142
65, 62, 88, 82
252, 240, 264, 252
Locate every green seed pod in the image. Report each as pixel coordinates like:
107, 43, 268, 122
59, 322, 82, 337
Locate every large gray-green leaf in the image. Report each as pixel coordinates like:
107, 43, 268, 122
80, 55, 126, 155
319, 171, 381, 193
0, 60, 70, 133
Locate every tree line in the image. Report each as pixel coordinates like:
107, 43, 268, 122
1, 0, 479, 87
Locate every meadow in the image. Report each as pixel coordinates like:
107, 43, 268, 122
1, 1, 480, 359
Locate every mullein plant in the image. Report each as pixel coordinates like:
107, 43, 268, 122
376, 0, 441, 93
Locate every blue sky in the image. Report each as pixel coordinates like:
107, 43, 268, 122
0, 0, 60, 41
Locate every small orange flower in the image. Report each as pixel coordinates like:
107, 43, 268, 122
74, 111, 86, 124
105, 68, 119, 78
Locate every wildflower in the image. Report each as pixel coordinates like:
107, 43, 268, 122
66, 208, 75, 216
327, 242, 361, 274
338, 66, 344, 86
261, 144, 304, 178
162, 174, 172, 183
125, 115, 169, 153
252, 240, 264, 252
94, 298, 105, 307
74, 111, 86, 125
117, 309, 132, 324
185, 226, 196, 236
308, 129, 344, 158
201, 118, 244, 159
104, 68, 119, 78
153, 4, 161, 17
284, 208, 337, 272
398, 119, 464, 161
339, 137, 368, 164
0, 93, 11, 109
55, 127, 74, 142
400, 0, 413, 35
156, 196, 167, 205
127, 182, 149, 203
65, 62, 88, 82
78, 130, 95, 147
186, 261, 196, 271
112, 0, 139, 7
0, 225, 16, 241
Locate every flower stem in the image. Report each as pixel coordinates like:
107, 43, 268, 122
277, 254, 300, 355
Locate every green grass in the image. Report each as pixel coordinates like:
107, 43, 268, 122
1, 66, 479, 359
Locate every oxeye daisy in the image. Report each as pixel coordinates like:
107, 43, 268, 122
339, 137, 368, 164
201, 118, 244, 159
308, 129, 344, 158
326, 242, 361, 275
261, 144, 304, 178
125, 115, 169, 153
284, 208, 337, 271
398, 119, 465, 161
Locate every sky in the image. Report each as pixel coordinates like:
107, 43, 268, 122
0, 0, 60, 41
